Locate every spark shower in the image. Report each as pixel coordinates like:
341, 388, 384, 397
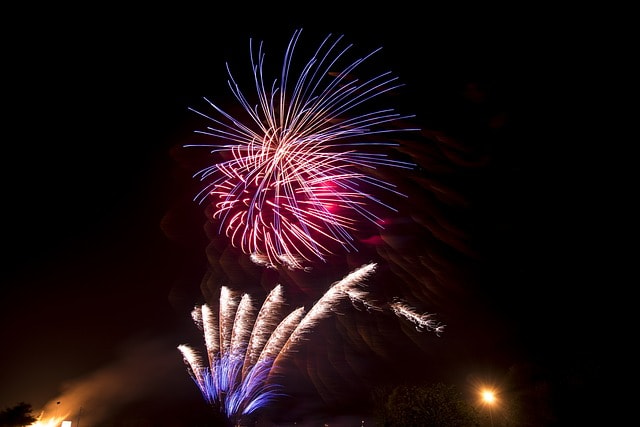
184, 28, 419, 270
178, 263, 378, 425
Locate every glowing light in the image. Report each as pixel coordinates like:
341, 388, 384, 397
28, 403, 71, 427
185, 28, 418, 270
482, 389, 496, 404
477, 385, 499, 427
178, 263, 377, 425
29, 415, 66, 427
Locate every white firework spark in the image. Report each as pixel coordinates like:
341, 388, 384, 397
390, 300, 446, 336
242, 284, 286, 375
268, 263, 378, 377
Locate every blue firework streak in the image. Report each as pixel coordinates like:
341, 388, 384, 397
196, 355, 284, 417
177, 263, 379, 425
185, 28, 418, 270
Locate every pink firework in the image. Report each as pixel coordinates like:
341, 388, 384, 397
185, 28, 418, 270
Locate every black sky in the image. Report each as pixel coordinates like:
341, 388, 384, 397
1, 5, 609, 426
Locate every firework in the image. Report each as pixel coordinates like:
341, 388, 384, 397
185, 28, 418, 270
177, 263, 377, 425
390, 300, 446, 336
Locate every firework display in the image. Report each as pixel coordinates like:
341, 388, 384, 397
185, 28, 418, 270
1, 10, 579, 427
178, 28, 448, 426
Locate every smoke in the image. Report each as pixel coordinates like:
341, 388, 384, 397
35, 335, 194, 426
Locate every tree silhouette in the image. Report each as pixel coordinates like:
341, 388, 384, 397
373, 383, 480, 427
0, 402, 37, 427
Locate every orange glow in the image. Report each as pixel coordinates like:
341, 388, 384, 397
475, 385, 499, 427
29, 416, 66, 427
482, 389, 496, 404
468, 374, 500, 407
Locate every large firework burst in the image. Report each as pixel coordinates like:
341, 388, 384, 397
185, 28, 418, 270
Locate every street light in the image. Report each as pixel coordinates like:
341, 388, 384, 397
481, 388, 496, 427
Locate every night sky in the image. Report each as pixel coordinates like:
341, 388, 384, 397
1, 6, 608, 426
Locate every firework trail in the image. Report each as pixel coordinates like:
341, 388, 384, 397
185, 28, 418, 270
177, 263, 377, 425
390, 300, 446, 336
268, 262, 377, 377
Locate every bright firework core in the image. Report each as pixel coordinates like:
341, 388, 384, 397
185, 28, 419, 270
